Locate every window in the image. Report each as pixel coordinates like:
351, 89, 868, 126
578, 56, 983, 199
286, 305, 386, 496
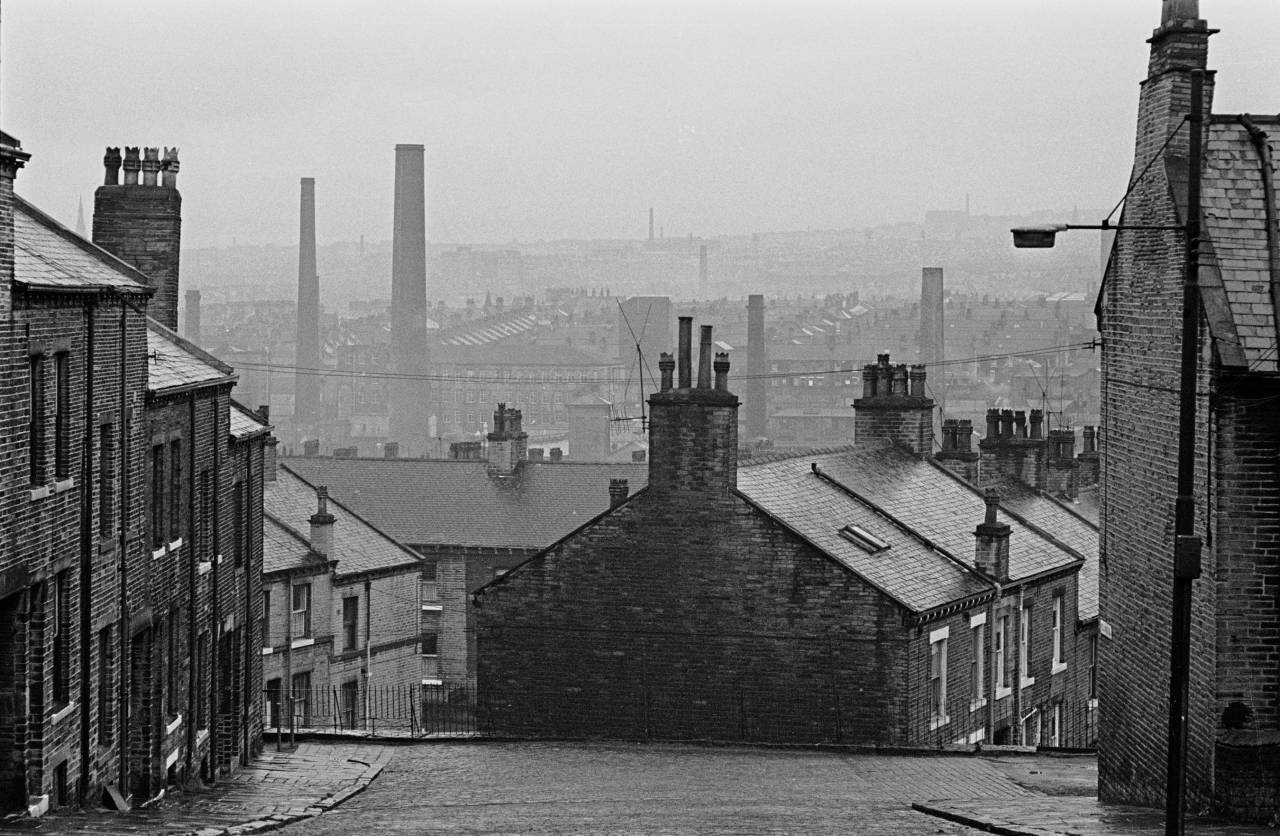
196, 632, 209, 730
98, 424, 115, 537
838, 524, 890, 553
168, 439, 182, 542
422, 632, 439, 680
1020, 606, 1035, 687
166, 609, 179, 716
479, 390, 488, 403
420, 562, 439, 602
342, 596, 359, 651
54, 353, 70, 479
151, 444, 165, 548
29, 356, 45, 484
232, 481, 245, 565
52, 572, 70, 705
290, 671, 311, 727
929, 628, 948, 727
290, 584, 312, 639
262, 590, 271, 647
1051, 595, 1067, 674
97, 627, 112, 744
970, 618, 986, 707
995, 615, 1009, 694
1089, 634, 1099, 701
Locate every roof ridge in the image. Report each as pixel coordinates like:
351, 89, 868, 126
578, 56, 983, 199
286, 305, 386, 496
148, 317, 235, 376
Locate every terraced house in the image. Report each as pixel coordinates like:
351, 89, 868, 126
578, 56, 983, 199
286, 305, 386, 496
475, 324, 1100, 747
0, 134, 268, 814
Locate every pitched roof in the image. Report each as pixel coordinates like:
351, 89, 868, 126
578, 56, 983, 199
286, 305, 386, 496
13, 196, 151, 294
265, 465, 422, 577
978, 476, 1100, 621
736, 454, 990, 613
737, 445, 1084, 614
229, 401, 271, 440
432, 341, 619, 368
279, 457, 648, 550
1199, 116, 1280, 372
147, 319, 236, 394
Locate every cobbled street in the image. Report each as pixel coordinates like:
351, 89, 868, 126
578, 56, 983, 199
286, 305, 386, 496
282, 742, 1025, 835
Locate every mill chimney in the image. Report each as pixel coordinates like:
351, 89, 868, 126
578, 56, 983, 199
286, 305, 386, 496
388, 144, 431, 456
295, 177, 321, 428
746, 294, 767, 439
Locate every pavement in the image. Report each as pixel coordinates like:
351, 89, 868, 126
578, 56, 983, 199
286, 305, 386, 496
0, 742, 390, 835
3, 742, 1278, 834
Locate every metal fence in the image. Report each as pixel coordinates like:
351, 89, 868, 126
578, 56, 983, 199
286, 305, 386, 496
907, 693, 1099, 750
263, 684, 478, 741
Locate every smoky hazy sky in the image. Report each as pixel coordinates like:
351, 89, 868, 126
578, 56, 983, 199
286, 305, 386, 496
3, 1, 1278, 249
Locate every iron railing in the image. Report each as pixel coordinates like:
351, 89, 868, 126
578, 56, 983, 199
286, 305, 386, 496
263, 683, 477, 741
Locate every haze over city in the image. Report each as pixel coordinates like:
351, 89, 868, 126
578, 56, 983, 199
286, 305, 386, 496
4, 0, 1277, 249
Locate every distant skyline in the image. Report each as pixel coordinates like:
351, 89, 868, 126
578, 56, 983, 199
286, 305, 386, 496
3, 1, 1278, 249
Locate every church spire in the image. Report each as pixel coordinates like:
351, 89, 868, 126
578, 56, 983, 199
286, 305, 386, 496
75, 195, 86, 237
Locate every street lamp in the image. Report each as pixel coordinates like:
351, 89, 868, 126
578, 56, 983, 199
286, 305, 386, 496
1011, 68, 1204, 836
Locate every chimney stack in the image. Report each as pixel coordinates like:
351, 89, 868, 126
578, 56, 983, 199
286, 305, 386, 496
609, 478, 629, 508
659, 352, 675, 392
974, 488, 1010, 581
310, 486, 336, 558
1, 132, 31, 317
295, 177, 321, 428
648, 322, 739, 499
852, 353, 935, 457
389, 144, 431, 456
303, 439, 320, 457
486, 404, 528, 477
383, 442, 400, 459
745, 294, 767, 440
1046, 427, 1080, 500
93, 144, 182, 329
979, 408, 1048, 489
1078, 426, 1100, 487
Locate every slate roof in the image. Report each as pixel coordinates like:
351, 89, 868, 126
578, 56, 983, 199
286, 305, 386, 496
279, 457, 649, 550
1200, 116, 1280, 373
737, 444, 1084, 614
979, 476, 1100, 621
229, 401, 271, 440
13, 196, 151, 293
147, 320, 236, 394
265, 465, 422, 577
737, 455, 990, 613
432, 342, 619, 368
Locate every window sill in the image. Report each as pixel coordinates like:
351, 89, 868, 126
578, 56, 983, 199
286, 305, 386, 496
995, 686, 1012, 700
1052, 661, 1068, 676
167, 537, 183, 551
290, 637, 315, 649
28, 485, 51, 501
53, 477, 75, 494
152, 546, 167, 561
421, 678, 443, 686
261, 646, 274, 655
51, 702, 76, 724
196, 728, 210, 748
198, 561, 212, 576
1088, 698, 1098, 711
970, 698, 987, 712
929, 714, 951, 731
1020, 677, 1036, 690
166, 714, 183, 735
421, 603, 442, 612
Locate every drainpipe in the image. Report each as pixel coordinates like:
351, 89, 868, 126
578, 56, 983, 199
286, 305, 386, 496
209, 398, 222, 778
1013, 586, 1024, 745
116, 298, 131, 796
78, 298, 96, 803
364, 577, 372, 733
986, 583, 1000, 747
186, 391, 197, 780
242, 439, 253, 763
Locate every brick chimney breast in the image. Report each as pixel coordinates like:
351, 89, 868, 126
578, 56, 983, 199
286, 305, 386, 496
852, 353, 935, 458
310, 486, 336, 558
974, 487, 1010, 581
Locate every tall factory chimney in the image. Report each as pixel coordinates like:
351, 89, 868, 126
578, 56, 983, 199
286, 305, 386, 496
295, 177, 321, 429
919, 267, 945, 410
93, 146, 182, 328
746, 294, 767, 440
648, 207, 654, 242
184, 289, 202, 346
388, 144, 431, 455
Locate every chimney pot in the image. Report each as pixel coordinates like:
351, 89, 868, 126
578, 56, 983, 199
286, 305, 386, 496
384, 442, 400, 459
609, 477, 629, 508
942, 419, 957, 451
257, 404, 270, 421
303, 439, 320, 457
678, 317, 693, 388
983, 487, 1000, 526
309, 486, 336, 557
908, 364, 926, 398
103, 147, 122, 185
122, 147, 141, 185
659, 352, 675, 392
1014, 410, 1027, 438
697, 325, 713, 388
1000, 409, 1015, 439
141, 147, 161, 186
161, 147, 180, 188
861, 365, 877, 398
985, 408, 1000, 439
892, 364, 909, 396
957, 419, 973, 452
1029, 408, 1044, 439
713, 351, 731, 390
550, 447, 563, 462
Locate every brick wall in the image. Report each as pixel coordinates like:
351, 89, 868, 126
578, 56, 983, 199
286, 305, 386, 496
92, 185, 181, 330
1098, 10, 1219, 813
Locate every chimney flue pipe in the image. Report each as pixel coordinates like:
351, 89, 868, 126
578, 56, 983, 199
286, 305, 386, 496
678, 316, 693, 389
